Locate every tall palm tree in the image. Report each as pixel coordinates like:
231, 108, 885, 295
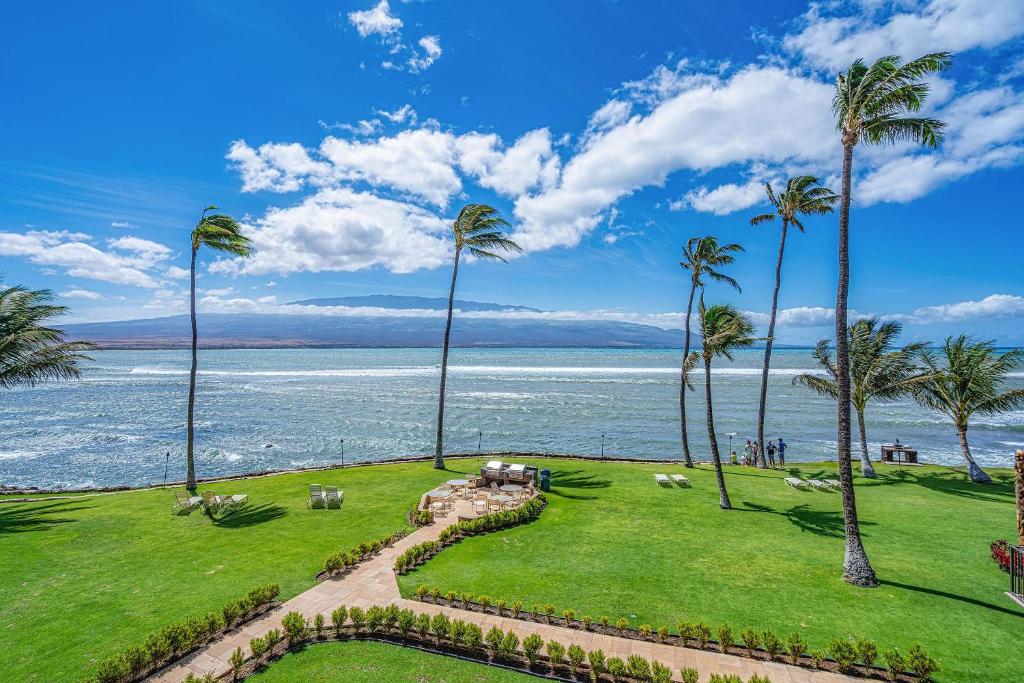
434, 204, 521, 470
831, 51, 950, 587
794, 319, 927, 478
913, 337, 1024, 484
750, 176, 837, 468
1, 283, 94, 389
186, 207, 253, 490
698, 300, 757, 509
679, 237, 743, 468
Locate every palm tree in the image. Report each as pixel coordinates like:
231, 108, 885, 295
698, 300, 757, 509
794, 319, 927, 478
1, 283, 94, 389
750, 176, 837, 468
186, 207, 253, 490
679, 237, 743, 468
434, 204, 521, 470
831, 51, 950, 587
913, 337, 1024, 484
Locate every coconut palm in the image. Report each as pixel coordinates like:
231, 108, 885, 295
698, 300, 757, 509
186, 207, 253, 490
793, 319, 927, 478
750, 176, 837, 468
434, 204, 521, 470
0, 283, 94, 389
912, 337, 1024, 484
679, 237, 743, 468
831, 51, 951, 587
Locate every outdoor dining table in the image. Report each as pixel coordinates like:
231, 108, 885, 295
426, 489, 453, 498
491, 494, 514, 508
447, 479, 469, 487
498, 484, 523, 493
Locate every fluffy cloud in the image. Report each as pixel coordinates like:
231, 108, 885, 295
671, 180, 767, 216
60, 288, 103, 300
408, 35, 442, 73
784, 0, 1024, 71
456, 129, 561, 197
909, 294, 1024, 322
511, 66, 835, 250
209, 188, 451, 276
347, 0, 442, 73
348, 0, 402, 40
0, 230, 169, 288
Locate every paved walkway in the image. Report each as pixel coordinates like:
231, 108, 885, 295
151, 499, 855, 682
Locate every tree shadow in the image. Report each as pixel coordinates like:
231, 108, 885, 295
210, 503, 287, 528
739, 501, 873, 538
0, 500, 94, 534
867, 470, 1013, 503
545, 469, 612, 500
879, 579, 1024, 619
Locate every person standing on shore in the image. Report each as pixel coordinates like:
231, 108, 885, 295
766, 440, 777, 468
777, 438, 786, 467
743, 440, 753, 466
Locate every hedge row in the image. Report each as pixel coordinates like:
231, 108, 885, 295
92, 584, 279, 683
394, 495, 546, 573
410, 589, 938, 682
322, 528, 409, 576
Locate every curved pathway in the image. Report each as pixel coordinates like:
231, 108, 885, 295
151, 499, 855, 682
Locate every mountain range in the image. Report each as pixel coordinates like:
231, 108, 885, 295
65, 295, 685, 349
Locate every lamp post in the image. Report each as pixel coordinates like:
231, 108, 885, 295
163, 451, 169, 488
478, 430, 482, 453
727, 433, 736, 459
601, 432, 606, 458
340, 438, 345, 468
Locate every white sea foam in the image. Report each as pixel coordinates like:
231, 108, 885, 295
0, 450, 41, 461
126, 365, 827, 378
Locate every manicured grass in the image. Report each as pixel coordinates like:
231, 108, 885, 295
0, 460, 483, 681
398, 458, 1022, 682
247, 640, 537, 682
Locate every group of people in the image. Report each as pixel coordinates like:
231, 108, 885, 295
734, 438, 786, 468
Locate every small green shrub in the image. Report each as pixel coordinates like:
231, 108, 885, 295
828, 637, 857, 672
677, 620, 695, 643
523, 633, 544, 665
694, 622, 712, 649
740, 626, 759, 655
366, 605, 384, 632
546, 640, 566, 669
313, 613, 325, 637
639, 623, 653, 638
855, 637, 877, 668
588, 648, 607, 678
651, 660, 672, 683
809, 649, 825, 669
761, 630, 782, 661
495, 597, 508, 614
229, 646, 245, 681
717, 624, 733, 652
615, 617, 629, 630
485, 626, 505, 651
563, 608, 577, 623
281, 611, 306, 647
430, 612, 450, 641
607, 656, 627, 681
680, 667, 699, 683
383, 604, 399, 631
786, 633, 807, 665
445, 590, 457, 603
499, 631, 519, 659
583, 615, 594, 630
881, 648, 905, 681
415, 612, 430, 638
567, 643, 585, 673
415, 585, 429, 600
544, 603, 556, 620
748, 674, 771, 683
906, 643, 938, 682
330, 606, 348, 635
626, 654, 652, 681
478, 595, 492, 610
463, 623, 483, 650
249, 636, 267, 661
265, 628, 281, 649
449, 619, 467, 646
600, 615, 610, 627
511, 600, 523, 618
348, 606, 366, 632
658, 625, 669, 641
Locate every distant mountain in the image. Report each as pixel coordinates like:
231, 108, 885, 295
65, 296, 685, 349
289, 294, 541, 313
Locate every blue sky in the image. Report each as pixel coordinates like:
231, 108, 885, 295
2, 0, 1023, 344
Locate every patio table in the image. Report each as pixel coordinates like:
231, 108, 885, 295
499, 484, 523, 493
426, 489, 453, 498
447, 479, 469, 487
491, 494, 514, 506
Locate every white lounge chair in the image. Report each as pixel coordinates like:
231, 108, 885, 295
784, 477, 809, 488
307, 484, 326, 509
325, 486, 344, 508
807, 479, 830, 491
172, 491, 203, 515
670, 474, 690, 487
822, 479, 841, 490
654, 473, 671, 486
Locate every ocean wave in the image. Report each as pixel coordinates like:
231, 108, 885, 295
125, 365, 828, 378
0, 450, 42, 461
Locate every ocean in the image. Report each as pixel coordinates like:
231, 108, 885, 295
2, 347, 1022, 489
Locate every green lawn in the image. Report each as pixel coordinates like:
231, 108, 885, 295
2, 457, 1020, 682
0, 460, 483, 681
247, 640, 536, 682
398, 458, 1022, 682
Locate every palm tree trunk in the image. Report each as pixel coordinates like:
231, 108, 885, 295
957, 425, 992, 484
679, 282, 697, 468
836, 142, 877, 587
756, 219, 789, 468
434, 248, 461, 470
186, 246, 199, 491
855, 407, 876, 478
704, 355, 731, 509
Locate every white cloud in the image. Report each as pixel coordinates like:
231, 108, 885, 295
511, 65, 835, 250
110, 221, 136, 229
348, 0, 402, 40
164, 266, 190, 279
583, 99, 632, 140
209, 188, 451, 276
226, 140, 333, 193
408, 35, 442, 73
202, 286, 236, 298
456, 129, 561, 197
376, 104, 417, 124
60, 288, 103, 300
672, 179, 767, 216
909, 294, 1024, 322
784, 0, 1024, 71
0, 230, 167, 288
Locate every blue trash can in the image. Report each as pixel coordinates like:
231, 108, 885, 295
539, 468, 551, 492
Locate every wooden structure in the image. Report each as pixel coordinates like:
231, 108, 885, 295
479, 460, 537, 486
881, 444, 918, 464
1016, 450, 1023, 547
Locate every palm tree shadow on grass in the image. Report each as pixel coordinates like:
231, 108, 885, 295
879, 579, 1024, 619
545, 470, 612, 500
209, 503, 287, 528
0, 500, 95, 534
739, 501, 875, 538
868, 471, 1014, 504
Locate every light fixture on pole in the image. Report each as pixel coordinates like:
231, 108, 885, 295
727, 432, 737, 458
163, 451, 169, 488
601, 432, 606, 458
341, 438, 345, 468
478, 430, 482, 453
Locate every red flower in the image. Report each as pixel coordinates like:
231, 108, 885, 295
990, 539, 1011, 573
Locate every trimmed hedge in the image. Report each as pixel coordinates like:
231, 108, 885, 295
92, 584, 279, 683
394, 496, 546, 574
322, 528, 409, 576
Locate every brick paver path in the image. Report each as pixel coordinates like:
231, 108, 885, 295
151, 499, 856, 682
